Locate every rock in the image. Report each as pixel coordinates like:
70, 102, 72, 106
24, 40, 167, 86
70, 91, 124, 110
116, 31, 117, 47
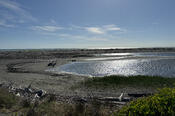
36, 90, 46, 97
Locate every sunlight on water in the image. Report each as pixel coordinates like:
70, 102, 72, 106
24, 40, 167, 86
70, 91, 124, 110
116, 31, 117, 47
85, 57, 125, 61
96, 53, 133, 56
52, 58, 175, 77
50, 52, 175, 77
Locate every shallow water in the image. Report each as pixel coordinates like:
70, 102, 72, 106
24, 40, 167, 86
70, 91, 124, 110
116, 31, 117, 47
52, 52, 175, 77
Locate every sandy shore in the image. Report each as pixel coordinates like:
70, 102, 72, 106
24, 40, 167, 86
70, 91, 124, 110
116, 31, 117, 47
0, 58, 87, 96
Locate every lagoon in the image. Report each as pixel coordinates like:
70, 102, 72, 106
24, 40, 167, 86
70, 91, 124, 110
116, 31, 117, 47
52, 52, 175, 77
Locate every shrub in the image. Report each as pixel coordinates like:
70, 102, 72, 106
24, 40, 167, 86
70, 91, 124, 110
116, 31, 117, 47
0, 88, 17, 109
117, 88, 175, 116
21, 99, 31, 108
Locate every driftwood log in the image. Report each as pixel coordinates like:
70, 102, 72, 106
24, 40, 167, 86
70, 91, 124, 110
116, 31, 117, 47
128, 93, 152, 97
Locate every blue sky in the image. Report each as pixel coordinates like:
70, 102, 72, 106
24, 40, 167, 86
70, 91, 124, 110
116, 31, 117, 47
0, 0, 175, 49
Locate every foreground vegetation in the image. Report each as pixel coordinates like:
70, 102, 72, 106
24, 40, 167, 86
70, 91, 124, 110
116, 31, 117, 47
2, 87, 175, 116
0, 88, 117, 116
0, 88, 18, 109
117, 88, 175, 116
1, 75, 175, 116
81, 75, 175, 88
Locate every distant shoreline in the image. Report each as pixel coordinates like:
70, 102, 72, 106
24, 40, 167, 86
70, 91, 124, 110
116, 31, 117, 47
0, 47, 175, 59
0, 47, 175, 51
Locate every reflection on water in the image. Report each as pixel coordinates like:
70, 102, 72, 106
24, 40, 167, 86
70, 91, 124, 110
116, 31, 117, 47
52, 59, 175, 77
96, 52, 175, 57
85, 57, 125, 61
135, 52, 175, 57
95, 53, 132, 56
51, 52, 175, 77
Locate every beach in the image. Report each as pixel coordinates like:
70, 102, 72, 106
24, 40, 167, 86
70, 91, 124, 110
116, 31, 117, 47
1, 48, 175, 115
1, 48, 175, 97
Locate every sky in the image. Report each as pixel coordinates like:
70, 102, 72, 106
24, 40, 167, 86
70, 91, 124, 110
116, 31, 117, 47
0, 0, 175, 49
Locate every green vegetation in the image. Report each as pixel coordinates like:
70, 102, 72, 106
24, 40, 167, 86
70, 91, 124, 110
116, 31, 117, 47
117, 88, 175, 116
0, 88, 18, 109
81, 75, 175, 88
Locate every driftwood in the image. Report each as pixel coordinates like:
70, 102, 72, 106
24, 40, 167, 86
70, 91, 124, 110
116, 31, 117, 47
2, 82, 148, 106
128, 93, 152, 97
97, 97, 131, 102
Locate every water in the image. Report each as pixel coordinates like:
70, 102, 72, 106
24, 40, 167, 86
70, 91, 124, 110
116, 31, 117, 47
96, 52, 175, 57
51, 52, 175, 77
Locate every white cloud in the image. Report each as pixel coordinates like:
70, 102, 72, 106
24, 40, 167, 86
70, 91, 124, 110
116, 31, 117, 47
85, 27, 104, 34
0, 0, 21, 11
32, 24, 122, 35
84, 24, 121, 34
31, 24, 125, 42
0, 0, 36, 28
31, 25, 63, 32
